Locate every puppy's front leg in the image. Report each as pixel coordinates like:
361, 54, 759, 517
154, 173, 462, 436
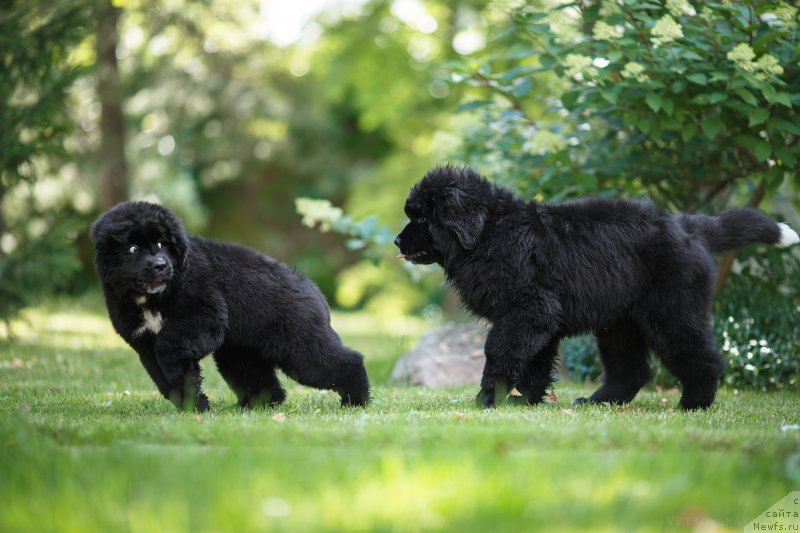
154, 319, 225, 412
477, 320, 552, 408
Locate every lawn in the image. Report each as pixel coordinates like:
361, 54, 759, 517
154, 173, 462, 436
1, 298, 798, 532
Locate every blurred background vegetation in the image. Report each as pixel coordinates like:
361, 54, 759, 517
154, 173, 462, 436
1, 0, 799, 390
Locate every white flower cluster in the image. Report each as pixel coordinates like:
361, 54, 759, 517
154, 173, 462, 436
666, 0, 696, 18
563, 53, 597, 80
526, 130, 568, 155
620, 62, 649, 83
592, 21, 624, 41
651, 15, 684, 46
726, 43, 784, 80
294, 198, 343, 232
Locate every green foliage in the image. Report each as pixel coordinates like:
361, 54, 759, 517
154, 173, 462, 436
716, 245, 800, 391
0, 0, 91, 188
450, 1, 800, 209
0, 212, 83, 328
0, 1, 91, 322
295, 197, 396, 263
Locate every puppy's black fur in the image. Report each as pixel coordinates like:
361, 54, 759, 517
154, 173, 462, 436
396, 166, 796, 410
92, 201, 370, 411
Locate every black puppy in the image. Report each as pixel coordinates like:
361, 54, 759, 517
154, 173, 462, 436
395, 166, 798, 409
92, 201, 370, 411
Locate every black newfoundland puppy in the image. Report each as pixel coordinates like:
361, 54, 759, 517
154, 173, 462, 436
92, 201, 370, 411
395, 166, 798, 410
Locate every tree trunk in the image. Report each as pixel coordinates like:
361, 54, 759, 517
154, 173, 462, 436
95, 0, 128, 209
714, 179, 766, 292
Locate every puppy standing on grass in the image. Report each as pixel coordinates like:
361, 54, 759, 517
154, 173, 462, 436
92, 201, 370, 412
395, 166, 799, 410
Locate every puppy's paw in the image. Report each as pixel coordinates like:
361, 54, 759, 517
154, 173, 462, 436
475, 388, 495, 408
572, 397, 594, 406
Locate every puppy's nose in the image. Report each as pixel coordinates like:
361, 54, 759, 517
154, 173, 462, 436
394, 235, 402, 248
150, 257, 168, 272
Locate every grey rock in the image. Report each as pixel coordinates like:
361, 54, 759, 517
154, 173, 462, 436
390, 322, 571, 387
390, 322, 488, 387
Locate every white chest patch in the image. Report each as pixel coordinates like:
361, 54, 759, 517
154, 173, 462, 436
134, 309, 164, 337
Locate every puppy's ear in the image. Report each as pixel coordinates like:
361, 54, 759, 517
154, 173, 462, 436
437, 186, 487, 249
171, 230, 190, 270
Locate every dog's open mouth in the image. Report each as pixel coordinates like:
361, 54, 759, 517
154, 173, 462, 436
396, 251, 434, 264
139, 280, 168, 294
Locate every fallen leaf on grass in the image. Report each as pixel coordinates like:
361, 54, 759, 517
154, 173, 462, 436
545, 390, 558, 403
660, 398, 669, 405
560, 408, 574, 416
453, 411, 466, 419
271, 413, 286, 423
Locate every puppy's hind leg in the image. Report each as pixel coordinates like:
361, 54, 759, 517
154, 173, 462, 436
282, 335, 371, 407
574, 320, 651, 406
214, 345, 286, 408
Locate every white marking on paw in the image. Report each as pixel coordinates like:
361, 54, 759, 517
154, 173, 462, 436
134, 309, 164, 337
778, 222, 799, 247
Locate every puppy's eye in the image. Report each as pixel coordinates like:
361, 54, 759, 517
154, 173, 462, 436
128, 245, 139, 254
156, 241, 163, 249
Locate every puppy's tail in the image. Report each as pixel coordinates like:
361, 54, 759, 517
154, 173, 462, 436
678, 208, 799, 252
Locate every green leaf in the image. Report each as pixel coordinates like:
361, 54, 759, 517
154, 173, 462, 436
770, 118, 800, 135
608, 50, 623, 62
687, 73, 707, 85
539, 54, 557, 69
733, 134, 759, 149
671, 80, 687, 94
747, 108, 770, 127
512, 77, 533, 98
754, 140, 772, 162
709, 92, 727, 104
601, 88, 619, 104
457, 100, 494, 112
733, 87, 758, 106
645, 93, 661, 113
774, 146, 797, 168
774, 92, 792, 107
681, 122, 697, 142
702, 116, 723, 139
661, 98, 674, 116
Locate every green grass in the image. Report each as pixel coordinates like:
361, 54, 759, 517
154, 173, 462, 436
1, 299, 799, 532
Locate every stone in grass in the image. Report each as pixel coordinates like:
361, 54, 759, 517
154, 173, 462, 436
390, 322, 570, 387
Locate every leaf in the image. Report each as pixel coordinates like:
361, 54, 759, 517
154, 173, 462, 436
754, 140, 772, 162
539, 54, 556, 69
511, 77, 533, 99
770, 118, 800, 135
733, 87, 758, 106
271, 413, 286, 423
681, 122, 697, 142
747, 108, 770, 127
546, 390, 558, 403
733, 133, 759, 149
457, 100, 493, 112
645, 93, 662, 113
709, 92, 727, 104
687, 73, 707, 85
671, 80, 687, 94
774, 92, 792, 107
702, 116, 723, 139
774, 146, 797, 168
661, 98, 674, 116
